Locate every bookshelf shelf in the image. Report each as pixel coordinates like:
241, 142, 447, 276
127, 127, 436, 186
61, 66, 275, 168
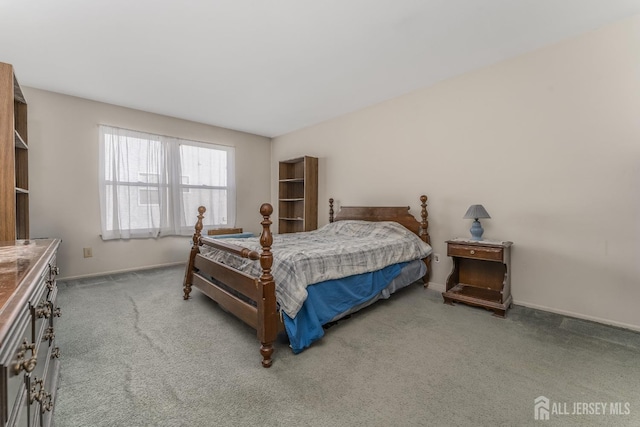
278, 156, 318, 233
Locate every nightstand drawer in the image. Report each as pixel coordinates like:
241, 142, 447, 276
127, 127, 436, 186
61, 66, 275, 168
447, 244, 503, 261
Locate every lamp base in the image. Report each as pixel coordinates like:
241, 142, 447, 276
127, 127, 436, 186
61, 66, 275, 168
469, 220, 484, 241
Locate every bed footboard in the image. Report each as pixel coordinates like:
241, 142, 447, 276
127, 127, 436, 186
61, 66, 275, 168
183, 204, 279, 368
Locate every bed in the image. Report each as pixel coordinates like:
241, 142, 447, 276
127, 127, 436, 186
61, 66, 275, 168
182, 195, 432, 367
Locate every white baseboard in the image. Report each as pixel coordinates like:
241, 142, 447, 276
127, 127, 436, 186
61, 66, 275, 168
426, 282, 445, 292
424, 282, 640, 332
513, 299, 640, 333
60, 261, 186, 281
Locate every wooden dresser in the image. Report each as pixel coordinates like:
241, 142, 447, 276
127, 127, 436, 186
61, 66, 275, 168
0, 239, 61, 427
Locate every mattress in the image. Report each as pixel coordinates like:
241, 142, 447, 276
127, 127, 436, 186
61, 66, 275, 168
283, 259, 427, 353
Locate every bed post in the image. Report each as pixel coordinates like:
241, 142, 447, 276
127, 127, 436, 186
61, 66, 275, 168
183, 206, 205, 300
257, 203, 277, 368
419, 195, 431, 286
329, 198, 334, 223
419, 195, 430, 245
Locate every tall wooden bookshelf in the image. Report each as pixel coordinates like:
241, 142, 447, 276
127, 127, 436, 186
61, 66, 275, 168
278, 156, 318, 234
0, 62, 29, 241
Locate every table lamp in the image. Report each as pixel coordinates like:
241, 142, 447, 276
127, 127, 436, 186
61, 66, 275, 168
463, 204, 490, 241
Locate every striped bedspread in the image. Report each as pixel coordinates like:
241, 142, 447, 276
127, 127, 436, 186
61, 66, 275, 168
198, 220, 432, 318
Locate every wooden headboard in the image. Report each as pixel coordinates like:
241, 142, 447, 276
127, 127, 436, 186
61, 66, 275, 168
329, 195, 430, 246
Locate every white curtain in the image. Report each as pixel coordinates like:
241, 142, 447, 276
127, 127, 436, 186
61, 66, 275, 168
99, 125, 236, 240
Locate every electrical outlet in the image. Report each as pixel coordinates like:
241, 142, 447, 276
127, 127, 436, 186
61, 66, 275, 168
434, 253, 440, 263
83, 247, 93, 258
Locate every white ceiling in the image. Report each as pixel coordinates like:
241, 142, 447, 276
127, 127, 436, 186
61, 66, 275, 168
1, 1, 639, 137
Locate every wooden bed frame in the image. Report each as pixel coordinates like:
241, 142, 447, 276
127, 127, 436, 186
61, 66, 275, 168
183, 195, 430, 368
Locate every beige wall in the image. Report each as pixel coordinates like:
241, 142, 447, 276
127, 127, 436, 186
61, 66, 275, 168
273, 16, 640, 330
25, 88, 271, 279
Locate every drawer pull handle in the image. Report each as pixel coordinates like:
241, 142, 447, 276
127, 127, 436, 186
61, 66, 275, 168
43, 326, 55, 343
41, 392, 54, 413
29, 378, 54, 412
30, 378, 44, 404
14, 339, 37, 374
53, 306, 61, 317
50, 266, 60, 276
36, 301, 52, 318
51, 347, 61, 359
470, 250, 475, 255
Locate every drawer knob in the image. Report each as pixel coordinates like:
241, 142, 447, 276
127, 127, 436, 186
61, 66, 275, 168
470, 250, 475, 255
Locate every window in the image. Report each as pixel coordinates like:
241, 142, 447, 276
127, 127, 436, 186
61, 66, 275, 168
138, 173, 160, 206
99, 125, 236, 240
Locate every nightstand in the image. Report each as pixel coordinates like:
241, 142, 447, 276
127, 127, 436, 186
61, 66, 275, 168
442, 239, 513, 317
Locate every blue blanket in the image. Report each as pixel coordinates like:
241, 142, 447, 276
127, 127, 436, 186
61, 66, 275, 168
283, 262, 407, 353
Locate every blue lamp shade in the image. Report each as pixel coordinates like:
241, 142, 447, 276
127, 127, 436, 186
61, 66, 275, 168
463, 204, 491, 241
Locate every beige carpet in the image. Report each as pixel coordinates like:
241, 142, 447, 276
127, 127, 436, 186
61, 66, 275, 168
54, 265, 640, 426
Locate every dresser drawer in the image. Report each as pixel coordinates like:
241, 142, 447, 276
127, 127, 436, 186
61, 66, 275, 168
47, 255, 59, 282
31, 324, 54, 386
0, 309, 33, 426
6, 387, 28, 427
23, 334, 57, 427
447, 243, 503, 261
42, 341, 60, 427
31, 298, 51, 352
